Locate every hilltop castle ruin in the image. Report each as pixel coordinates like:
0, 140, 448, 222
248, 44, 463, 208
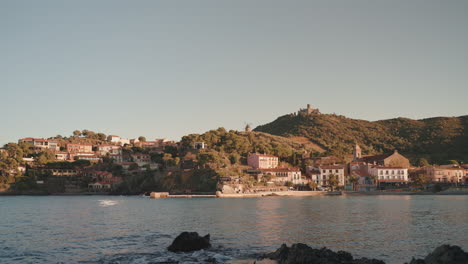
298, 104, 320, 115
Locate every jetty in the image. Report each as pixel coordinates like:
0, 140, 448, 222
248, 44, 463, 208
149, 191, 341, 199
150, 192, 216, 199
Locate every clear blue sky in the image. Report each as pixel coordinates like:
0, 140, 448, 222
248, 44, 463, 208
1, 0, 467, 145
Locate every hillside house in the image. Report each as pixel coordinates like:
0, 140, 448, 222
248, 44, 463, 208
96, 145, 122, 156
309, 165, 346, 188
66, 143, 93, 153
247, 153, 279, 169
353, 144, 410, 168
19, 138, 59, 152
260, 167, 304, 185
424, 166, 464, 183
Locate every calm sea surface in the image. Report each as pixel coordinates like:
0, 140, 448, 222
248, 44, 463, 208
0, 195, 467, 264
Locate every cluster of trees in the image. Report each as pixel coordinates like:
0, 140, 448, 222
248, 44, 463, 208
0, 143, 31, 188
71, 130, 107, 141
254, 113, 468, 164
180, 127, 317, 166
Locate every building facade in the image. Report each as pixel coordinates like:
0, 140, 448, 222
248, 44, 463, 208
424, 167, 464, 183
353, 145, 410, 168
309, 165, 346, 188
19, 138, 59, 152
96, 145, 122, 156
260, 167, 303, 185
368, 166, 408, 182
247, 153, 279, 169
66, 143, 93, 153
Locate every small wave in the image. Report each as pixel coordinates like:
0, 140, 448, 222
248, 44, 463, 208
93, 249, 238, 264
98, 200, 119, 207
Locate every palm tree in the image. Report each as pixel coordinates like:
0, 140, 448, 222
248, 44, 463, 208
370, 175, 379, 190
348, 174, 358, 191
308, 181, 318, 191
328, 174, 339, 191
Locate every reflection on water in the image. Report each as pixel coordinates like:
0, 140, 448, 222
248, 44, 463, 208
0, 195, 466, 264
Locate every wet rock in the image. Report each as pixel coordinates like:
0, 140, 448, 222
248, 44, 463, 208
408, 245, 468, 264
167, 232, 211, 252
262, 243, 385, 264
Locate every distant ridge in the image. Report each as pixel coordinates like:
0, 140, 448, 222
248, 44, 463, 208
254, 111, 468, 164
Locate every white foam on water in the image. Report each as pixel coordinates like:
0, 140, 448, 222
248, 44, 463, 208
98, 200, 119, 207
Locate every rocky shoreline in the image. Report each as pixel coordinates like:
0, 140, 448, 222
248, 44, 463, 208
166, 232, 468, 264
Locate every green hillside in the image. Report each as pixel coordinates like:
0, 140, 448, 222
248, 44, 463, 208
254, 112, 468, 164
180, 127, 318, 161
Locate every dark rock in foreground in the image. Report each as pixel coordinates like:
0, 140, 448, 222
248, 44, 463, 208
168, 232, 211, 252
262, 243, 385, 264
408, 245, 468, 264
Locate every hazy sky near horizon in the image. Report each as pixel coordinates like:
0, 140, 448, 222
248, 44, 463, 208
1, 0, 467, 145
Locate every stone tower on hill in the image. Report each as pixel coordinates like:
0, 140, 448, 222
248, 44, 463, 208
353, 144, 362, 161
298, 104, 320, 115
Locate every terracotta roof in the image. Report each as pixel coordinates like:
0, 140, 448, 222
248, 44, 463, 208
260, 167, 300, 172
319, 165, 345, 169
377, 180, 410, 183
20, 138, 56, 143
250, 153, 278, 158
67, 143, 93, 146
360, 153, 393, 163
373, 166, 406, 169
97, 145, 121, 148
117, 162, 134, 165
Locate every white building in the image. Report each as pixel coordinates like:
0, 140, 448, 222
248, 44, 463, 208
247, 153, 279, 169
131, 153, 151, 167
194, 142, 206, 149
368, 166, 408, 182
96, 145, 122, 156
107, 135, 121, 143
309, 165, 346, 188
107, 135, 130, 146
19, 138, 60, 152
260, 167, 303, 185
